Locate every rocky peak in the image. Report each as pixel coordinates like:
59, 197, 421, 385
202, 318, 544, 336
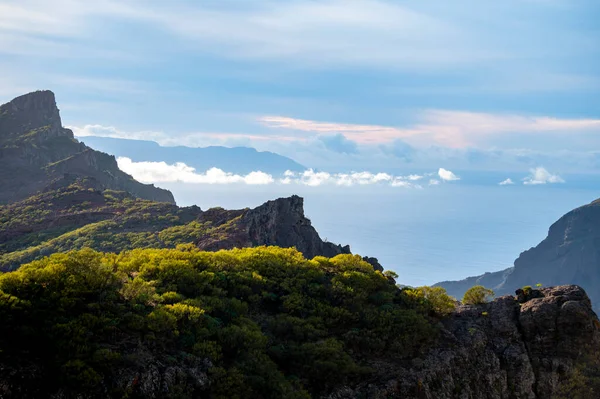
0, 90, 65, 142
242, 195, 352, 259
0, 90, 175, 204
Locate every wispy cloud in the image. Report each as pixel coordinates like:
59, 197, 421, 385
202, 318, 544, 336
258, 111, 600, 148
522, 167, 565, 185
258, 116, 419, 144
498, 178, 515, 185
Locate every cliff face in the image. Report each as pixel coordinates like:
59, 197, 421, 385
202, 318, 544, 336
0, 90, 174, 204
437, 199, 600, 311
332, 285, 600, 399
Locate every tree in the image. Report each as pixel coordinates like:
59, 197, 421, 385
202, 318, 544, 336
462, 285, 494, 305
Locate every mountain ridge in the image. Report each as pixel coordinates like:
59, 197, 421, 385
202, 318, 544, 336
79, 136, 306, 175
0, 176, 377, 272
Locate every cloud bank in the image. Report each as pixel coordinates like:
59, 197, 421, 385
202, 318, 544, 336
117, 158, 274, 185
116, 157, 463, 188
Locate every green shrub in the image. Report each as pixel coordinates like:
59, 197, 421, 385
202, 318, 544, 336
403, 286, 457, 316
462, 285, 495, 305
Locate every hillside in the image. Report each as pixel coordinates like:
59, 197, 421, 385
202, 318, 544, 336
0, 247, 598, 398
0, 91, 174, 204
437, 198, 600, 310
80, 136, 306, 175
0, 177, 361, 272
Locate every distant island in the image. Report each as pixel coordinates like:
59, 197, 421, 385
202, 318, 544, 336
80, 136, 306, 176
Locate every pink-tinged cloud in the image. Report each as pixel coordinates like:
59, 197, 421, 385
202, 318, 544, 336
258, 112, 600, 148
258, 116, 420, 144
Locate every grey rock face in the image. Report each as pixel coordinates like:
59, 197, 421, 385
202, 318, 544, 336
243, 195, 352, 259
0, 90, 174, 204
331, 285, 600, 399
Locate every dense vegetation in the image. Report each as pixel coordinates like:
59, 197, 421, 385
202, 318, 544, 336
0, 246, 453, 398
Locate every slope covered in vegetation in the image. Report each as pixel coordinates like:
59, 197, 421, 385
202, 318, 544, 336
0, 246, 442, 398
0, 177, 361, 272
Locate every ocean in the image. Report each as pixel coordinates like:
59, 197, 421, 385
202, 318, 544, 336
161, 179, 599, 287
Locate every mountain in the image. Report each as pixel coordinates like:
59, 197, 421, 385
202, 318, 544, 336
437, 198, 600, 309
79, 136, 306, 175
0, 176, 375, 272
0, 90, 174, 204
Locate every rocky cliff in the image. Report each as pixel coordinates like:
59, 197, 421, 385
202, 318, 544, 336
437, 198, 600, 311
0, 90, 174, 204
332, 285, 600, 398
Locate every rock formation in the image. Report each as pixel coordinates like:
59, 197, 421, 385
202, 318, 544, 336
437, 198, 600, 311
0, 90, 174, 204
331, 285, 600, 398
196, 195, 352, 259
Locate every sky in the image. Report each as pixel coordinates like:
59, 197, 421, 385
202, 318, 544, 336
1, 0, 600, 179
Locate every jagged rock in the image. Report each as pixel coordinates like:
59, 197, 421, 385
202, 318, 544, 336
330, 285, 600, 398
436, 198, 600, 312
243, 195, 352, 259
195, 195, 355, 261
0, 90, 174, 204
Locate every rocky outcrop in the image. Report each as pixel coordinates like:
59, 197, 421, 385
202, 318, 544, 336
243, 195, 352, 259
0, 90, 174, 204
331, 285, 600, 398
195, 195, 355, 260
437, 198, 600, 311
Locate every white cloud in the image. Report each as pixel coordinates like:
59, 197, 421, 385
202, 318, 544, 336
117, 157, 273, 185
429, 179, 440, 186
523, 167, 565, 185
498, 178, 515, 185
117, 158, 449, 188
438, 168, 460, 181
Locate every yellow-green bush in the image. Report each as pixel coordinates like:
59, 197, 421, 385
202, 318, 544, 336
0, 246, 439, 398
462, 285, 495, 305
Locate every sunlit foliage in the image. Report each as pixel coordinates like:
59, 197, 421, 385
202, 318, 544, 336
462, 285, 495, 305
0, 246, 445, 398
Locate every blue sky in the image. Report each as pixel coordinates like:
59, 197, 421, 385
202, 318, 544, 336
1, 0, 600, 178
